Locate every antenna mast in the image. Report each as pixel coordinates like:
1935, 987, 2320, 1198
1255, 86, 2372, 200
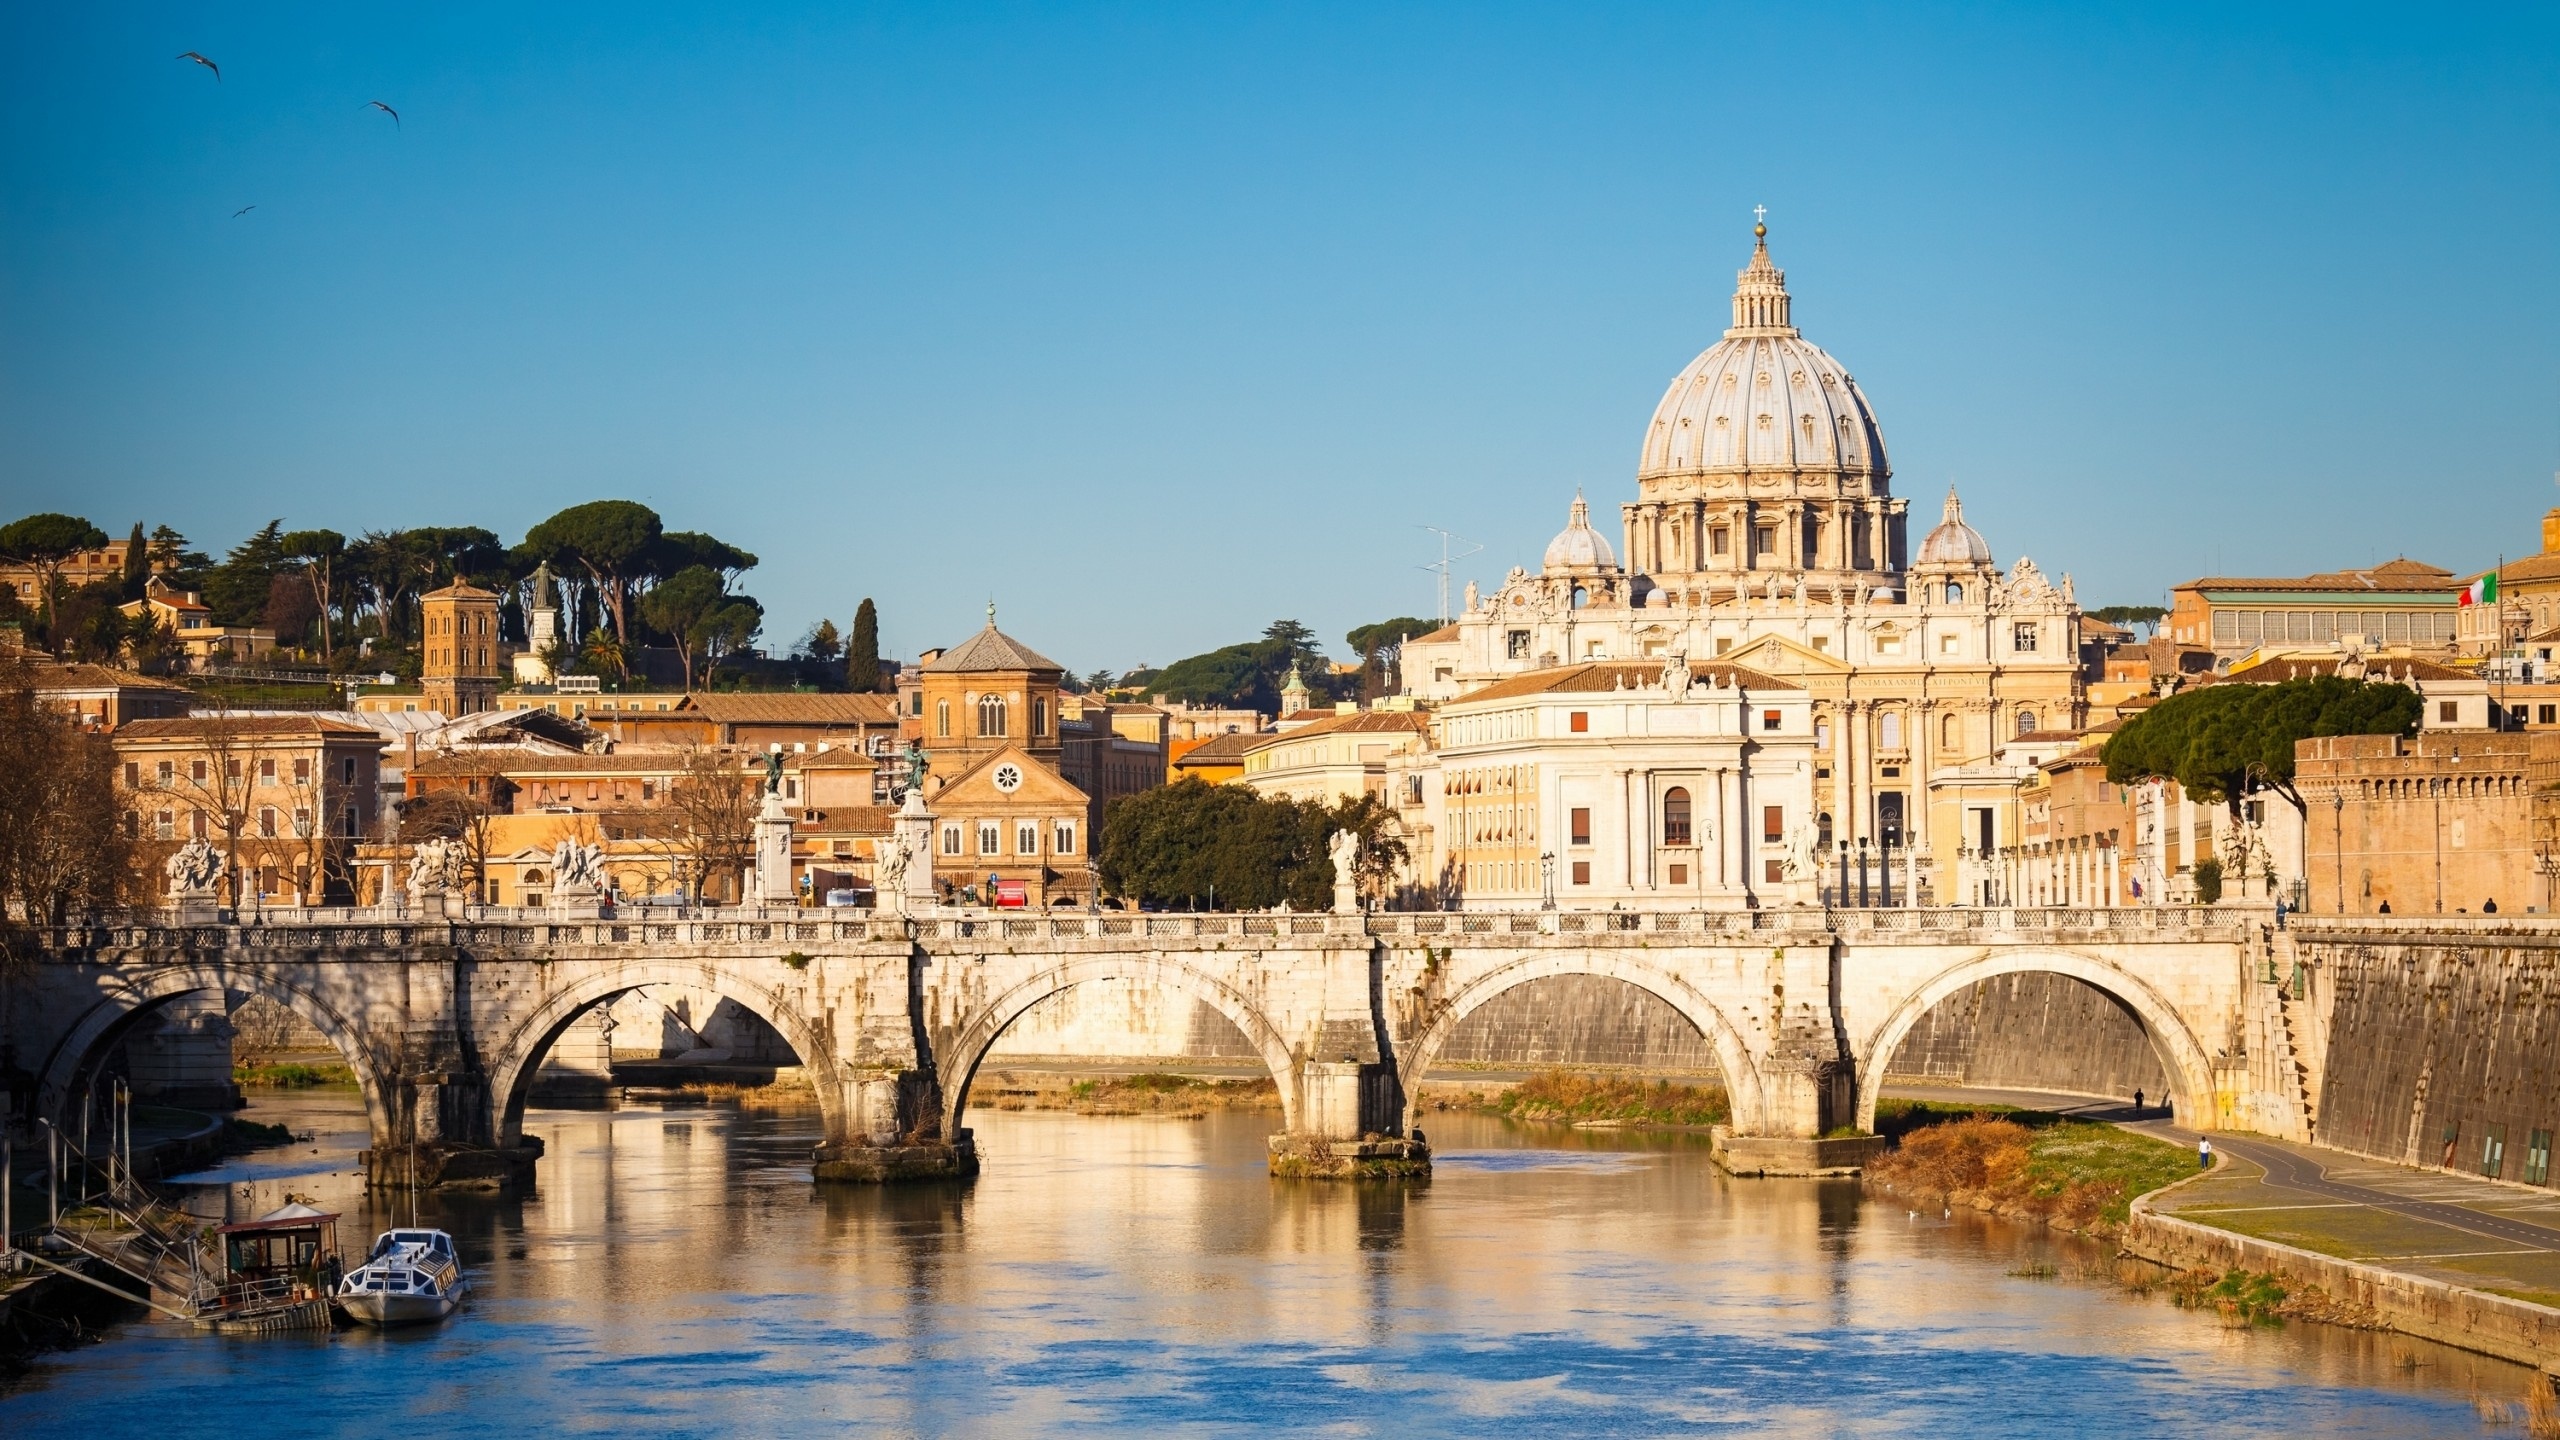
1417, 526, 1484, 624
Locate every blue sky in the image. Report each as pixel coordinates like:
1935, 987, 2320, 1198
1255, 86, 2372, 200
4, 3, 2555, 674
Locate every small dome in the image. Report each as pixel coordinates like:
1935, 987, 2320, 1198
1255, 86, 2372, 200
1915, 488, 1991, 567
1543, 492, 1617, 571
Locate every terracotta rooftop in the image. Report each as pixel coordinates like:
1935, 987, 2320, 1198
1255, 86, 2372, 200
1452, 660, 1793, 703
116, 715, 380, 739
28, 663, 192, 693
2177, 558, 2457, 595
678, 692, 899, 725
1172, 731, 1266, 766
923, 620, 1064, 675
1247, 710, 1433, 748
2217, 655, 2470, 684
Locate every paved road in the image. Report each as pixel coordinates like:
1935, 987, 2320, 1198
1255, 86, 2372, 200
2142, 1127, 2560, 1254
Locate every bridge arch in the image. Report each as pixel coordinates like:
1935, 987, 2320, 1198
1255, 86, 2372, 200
938, 953, 1299, 1139
32, 962, 395, 1145
1854, 948, 2217, 1132
487, 958, 840, 1148
1398, 950, 1768, 1134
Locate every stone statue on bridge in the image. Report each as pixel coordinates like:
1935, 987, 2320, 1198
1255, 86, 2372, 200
873, 827, 912, 916
551, 838, 605, 898
165, 838, 221, 899
1659, 652, 1693, 701
406, 837, 462, 906
1781, 821, 1822, 887
1329, 828, 1362, 915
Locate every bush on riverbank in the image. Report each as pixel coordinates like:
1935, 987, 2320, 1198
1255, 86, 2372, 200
1864, 1114, 2191, 1236
986, 1073, 1281, 1117
235, 1061, 359, 1089
1490, 1071, 1730, 1128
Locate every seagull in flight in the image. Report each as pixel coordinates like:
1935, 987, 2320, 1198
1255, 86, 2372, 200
177, 51, 220, 82
233, 205, 256, 218
365, 100, 400, 128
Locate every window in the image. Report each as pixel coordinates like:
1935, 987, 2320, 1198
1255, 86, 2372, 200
936, 700, 951, 738
2481, 1124, 2508, 1179
2013, 623, 2038, 653
1817, 811, 1833, 847
259, 806, 278, 838
909, 690, 924, 716
1569, 710, 1588, 733
1032, 697, 1047, 736
190, 811, 207, 839
2439, 701, 2458, 723
1754, 526, 1776, 559
941, 824, 962, 856
1571, 586, 1588, 610
1763, 805, 1784, 844
1945, 582, 1964, 604
1764, 858, 1785, 884
340, 807, 358, 838
1570, 807, 1591, 845
155, 810, 174, 840
189, 759, 207, 782
1879, 712, 1902, 750
1667, 863, 1687, 884
2016, 711, 2038, 737
158, 760, 174, 785
1571, 860, 1590, 885
1054, 821, 1076, 855
1507, 630, 1532, 660
1815, 720, 1831, 749
341, 757, 357, 784
124, 762, 138, 788
1661, 787, 1692, 846
977, 821, 1000, 856
293, 758, 311, 783
292, 808, 312, 838
1017, 821, 1039, 855
1710, 526, 1729, 557
2528, 1129, 2552, 1187
2541, 706, 2556, 725
1761, 709, 1781, 732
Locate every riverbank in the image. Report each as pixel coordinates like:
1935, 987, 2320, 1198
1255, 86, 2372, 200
1863, 1104, 2197, 1241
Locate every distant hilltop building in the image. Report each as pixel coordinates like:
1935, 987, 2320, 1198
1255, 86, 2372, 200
1397, 221, 2084, 905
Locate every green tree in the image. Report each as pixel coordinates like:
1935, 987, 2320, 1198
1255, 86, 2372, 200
642, 565, 729, 691
1344, 616, 1436, 657
2103, 675, 2421, 822
203, 519, 290, 627
2091, 605, 2169, 633
0, 512, 109, 635
521, 500, 664, 671
148, 524, 212, 592
846, 597, 883, 692
119, 521, 149, 598
281, 528, 347, 659
800, 618, 842, 664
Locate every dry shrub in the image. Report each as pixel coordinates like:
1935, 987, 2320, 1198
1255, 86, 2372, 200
2529, 1372, 2560, 1439
1867, 1116, 2034, 1195
1497, 1071, 1729, 1127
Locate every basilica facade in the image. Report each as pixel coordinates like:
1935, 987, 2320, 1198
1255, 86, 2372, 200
1399, 224, 2085, 905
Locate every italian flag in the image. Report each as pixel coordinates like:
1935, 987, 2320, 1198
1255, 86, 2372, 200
2460, 572, 2497, 607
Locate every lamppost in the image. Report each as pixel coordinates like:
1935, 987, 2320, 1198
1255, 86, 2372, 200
1539, 852, 1556, 911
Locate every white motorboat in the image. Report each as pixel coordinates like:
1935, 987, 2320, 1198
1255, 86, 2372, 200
336, 1228, 466, 1327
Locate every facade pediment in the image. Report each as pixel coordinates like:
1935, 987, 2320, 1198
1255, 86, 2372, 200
935, 743, 1090, 807
1722, 634, 1852, 675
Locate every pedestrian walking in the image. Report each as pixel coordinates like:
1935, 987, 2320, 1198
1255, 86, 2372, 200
2132, 1088, 2144, 1113
2198, 1136, 2214, 1170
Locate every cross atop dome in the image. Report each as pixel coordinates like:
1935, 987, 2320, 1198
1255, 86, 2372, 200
1727, 216, 1795, 339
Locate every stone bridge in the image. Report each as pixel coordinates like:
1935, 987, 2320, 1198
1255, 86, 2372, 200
6, 903, 2300, 1185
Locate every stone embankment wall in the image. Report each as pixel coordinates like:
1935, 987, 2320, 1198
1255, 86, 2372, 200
2296, 926, 2560, 1175
1882, 971, 2169, 1101
981, 974, 1720, 1076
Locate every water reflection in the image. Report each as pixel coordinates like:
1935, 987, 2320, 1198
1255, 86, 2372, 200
0, 1093, 2532, 1438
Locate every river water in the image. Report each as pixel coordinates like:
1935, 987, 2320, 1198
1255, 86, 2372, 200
2, 1091, 2537, 1437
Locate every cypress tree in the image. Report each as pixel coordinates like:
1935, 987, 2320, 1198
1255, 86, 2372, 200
121, 522, 148, 598
846, 598, 882, 692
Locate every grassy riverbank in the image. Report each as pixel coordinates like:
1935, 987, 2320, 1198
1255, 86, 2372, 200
1477, 1071, 1731, 1128
1865, 1109, 2193, 1238
234, 1061, 360, 1089
979, 1072, 1283, 1118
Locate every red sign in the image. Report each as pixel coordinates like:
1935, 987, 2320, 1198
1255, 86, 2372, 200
991, 879, 1029, 908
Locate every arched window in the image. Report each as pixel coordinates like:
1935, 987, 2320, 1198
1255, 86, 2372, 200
1879, 711, 1902, 750
1945, 582, 1964, 604
978, 696, 1007, 737
935, 700, 951, 738
1942, 713, 1959, 749
1817, 811, 1833, 848
2016, 710, 2038, 737
1032, 697, 1048, 736
1662, 787, 1692, 846
1571, 585, 1588, 610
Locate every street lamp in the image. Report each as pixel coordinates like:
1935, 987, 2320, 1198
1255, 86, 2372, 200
1539, 852, 1556, 911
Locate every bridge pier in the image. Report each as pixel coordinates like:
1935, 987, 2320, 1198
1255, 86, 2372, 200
1267, 1060, 1430, 1180
812, 1069, 979, 1184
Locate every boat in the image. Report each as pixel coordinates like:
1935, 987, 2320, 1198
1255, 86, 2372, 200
203, 1202, 344, 1333
336, 1228, 466, 1326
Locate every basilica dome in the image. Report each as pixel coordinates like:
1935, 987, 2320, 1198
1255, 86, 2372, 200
1914, 488, 1991, 567
1543, 492, 1616, 570
1636, 227, 1888, 485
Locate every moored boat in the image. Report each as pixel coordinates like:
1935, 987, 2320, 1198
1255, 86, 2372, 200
336, 1228, 466, 1326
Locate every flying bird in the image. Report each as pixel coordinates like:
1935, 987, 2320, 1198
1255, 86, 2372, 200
365, 100, 400, 128
177, 51, 220, 82
233, 205, 256, 218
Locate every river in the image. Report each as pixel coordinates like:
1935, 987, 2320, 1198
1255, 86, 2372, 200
1, 1090, 2537, 1437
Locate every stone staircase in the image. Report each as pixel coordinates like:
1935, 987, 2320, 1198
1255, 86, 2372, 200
2257, 930, 2320, 1142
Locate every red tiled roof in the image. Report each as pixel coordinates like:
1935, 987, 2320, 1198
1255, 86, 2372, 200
1453, 660, 1793, 703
